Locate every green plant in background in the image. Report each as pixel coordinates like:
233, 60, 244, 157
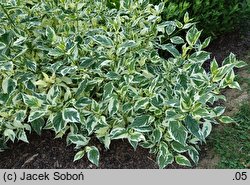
150, 0, 250, 37
0, 0, 247, 168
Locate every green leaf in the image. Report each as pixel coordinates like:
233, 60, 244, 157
103, 82, 114, 100
28, 110, 46, 122
46, 26, 56, 42
116, 47, 128, 56
228, 81, 241, 90
186, 26, 201, 46
86, 146, 100, 166
15, 110, 27, 122
184, 12, 189, 23
121, 40, 136, 48
168, 121, 188, 146
165, 21, 176, 35
4, 129, 15, 142
75, 79, 87, 97
213, 106, 225, 116
170, 36, 184, 45
67, 134, 90, 148
24, 60, 37, 72
129, 132, 145, 142
110, 127, 128, 139
0, 42, 6, 50
22, 94, 41, 107
48, 48, 64, 57
213, 64, 235, 82
2, 78, 17, 94
86, 115, 98, 135
184, 115, 204, 141
188, 146, 199, 164
219, 116, 235, 124
31, 117, 45, 135
210, 58, 219, 75
47, 85, 60, 105
202, 120, 212, 138
175, 154, 191, 167
189, 51, 210, 63
60, 66, 77, 76
129, 115, 150, 128
201, 37, 211, 49
52, 112, 66, 133
171, 141, 187, 153
62, 108, 81, 123
0, 61, 13, 71
17, 129, 29, 143
91, 35, 114, 48
134, 98, 149, 111
234, 60, 247, 68
108, 96, 119, 115
152, 128, 162, 143
157, 142, 174, 169
73, 150, 85, 162
74, 97, 92, 108
161, 44, 180, 57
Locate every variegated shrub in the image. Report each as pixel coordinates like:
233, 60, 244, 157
0, 0, 246, 168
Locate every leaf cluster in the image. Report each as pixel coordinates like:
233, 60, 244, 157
0, 0, 246, 168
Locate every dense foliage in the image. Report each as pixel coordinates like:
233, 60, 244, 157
0, 0, 246, 168
150, 0, 250, 36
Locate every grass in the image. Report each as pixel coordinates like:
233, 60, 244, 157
209, 103, 250, 168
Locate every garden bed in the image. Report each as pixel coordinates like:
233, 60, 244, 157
0, 22, 249, 169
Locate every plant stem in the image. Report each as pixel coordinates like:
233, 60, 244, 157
0, 3, 19, 33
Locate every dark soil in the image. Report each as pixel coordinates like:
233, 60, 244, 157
0, 21, 249, 169
0, 131, 159, 169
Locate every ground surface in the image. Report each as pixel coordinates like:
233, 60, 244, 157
0, 22, 249, 169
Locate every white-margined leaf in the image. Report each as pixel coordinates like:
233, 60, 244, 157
168, 121, 188, 146
28, 110, 47, 122
103, 82, 114, 100
175, 154, 191, 167
52, 112, 66, 133
134, 98, 149, 111
86, 146, 100, 166
74, 97, 92, 108
157, 142, 174, 169
128, 115, 150, 129
31, 117, 45, 135
129, 132, 145, 142
202, 120, 212, 138
184, 115, 204, 141
86, 115, 98, 135
67, 133, 90, 148
46, 26, 56, 42
171, 141, 187, 153
186, 26, 201, 46
47, 85, 60, 105
16, 129, 29, 143
22, 94, 42, 107
188, 146, 199, 164
219, 116, 235, 124
3, 129, 15, 142
2, 78, 17, 94
60, 66, 77, 76
110, 127, 128, 139
62, 108, 81, 123
170, 36, 184, 45
91, 35, 114, 48
73, 150, 85, 162
108, 96, 119, 115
